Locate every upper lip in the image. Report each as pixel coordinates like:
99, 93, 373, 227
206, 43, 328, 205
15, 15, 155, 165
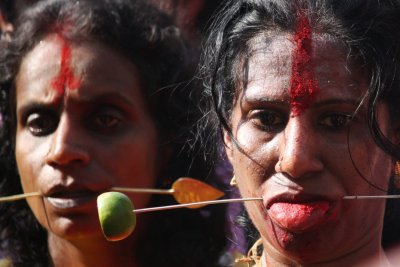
43, 182, 110, 199
265, 193, 337, 209
263, 173, 343, 209
47, 190, 99, 199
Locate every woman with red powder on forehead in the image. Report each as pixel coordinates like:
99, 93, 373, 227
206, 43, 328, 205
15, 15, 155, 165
0, 0, 227, 266
198, 0, 400, 266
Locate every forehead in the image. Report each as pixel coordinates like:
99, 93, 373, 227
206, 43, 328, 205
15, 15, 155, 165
17, 36, 61, 94
16, 34, 142, 103
18, 34, 136, 81
244, 34, 367, 100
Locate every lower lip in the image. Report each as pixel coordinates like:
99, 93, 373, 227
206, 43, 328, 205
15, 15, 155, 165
47, 194, 97, 209
268, 201, 334, 232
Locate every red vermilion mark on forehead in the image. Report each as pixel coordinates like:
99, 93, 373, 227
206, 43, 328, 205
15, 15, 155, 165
289, 11, 319, 116
51, 35, 81, 95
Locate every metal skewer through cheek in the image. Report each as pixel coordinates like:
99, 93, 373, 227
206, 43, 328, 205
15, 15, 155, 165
342, 195, 400, 199
98, 192, 400, 241
111, 187, 174, 195
2, 192, 400, 204
0, 177, 221, 203
133, 197, 263, 214
133, 194, 400, 214
0, 192, 42, 202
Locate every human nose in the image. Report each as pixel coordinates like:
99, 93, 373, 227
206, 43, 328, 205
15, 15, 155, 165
276, 117, 323, 179
45, 115, 90, 167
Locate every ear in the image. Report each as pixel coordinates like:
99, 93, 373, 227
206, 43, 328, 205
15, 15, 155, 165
223, 129, 234, 163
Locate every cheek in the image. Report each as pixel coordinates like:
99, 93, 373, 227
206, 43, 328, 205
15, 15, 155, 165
114, 139, 159, 210
15, 137, 50, 227
244, 197, 268, 227
232, 127, 279, 190
236, 127, 259, 151
340, 198, 386, 247
344, 139, 392, 193
103, 129, 159, 189
234, 118, 280, 158
15, 133, 41, 192
26, 197, 50, 229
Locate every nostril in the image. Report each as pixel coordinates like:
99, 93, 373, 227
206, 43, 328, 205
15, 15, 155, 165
46, 141, 90, 167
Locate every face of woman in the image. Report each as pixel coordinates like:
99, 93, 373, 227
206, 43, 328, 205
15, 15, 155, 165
224, 36, 396, 264
15, 34, 159, 240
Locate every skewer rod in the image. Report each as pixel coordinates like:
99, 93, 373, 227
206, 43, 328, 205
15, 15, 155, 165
343, 195, 400, 199
0, 192, 42, 202
134, 197, 263, 213
111, 187, 174, 195
2, 191, 400, 204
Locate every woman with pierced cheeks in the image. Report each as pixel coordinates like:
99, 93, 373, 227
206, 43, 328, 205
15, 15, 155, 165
0, 0, 227, 266
198, 0, 400, 266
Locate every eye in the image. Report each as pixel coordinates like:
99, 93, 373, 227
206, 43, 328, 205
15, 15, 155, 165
89, 107, 124, 132
26, 111, 59, 136
319, 113, 353, 129
250, 110, 286, 131
95, 114, 120, 128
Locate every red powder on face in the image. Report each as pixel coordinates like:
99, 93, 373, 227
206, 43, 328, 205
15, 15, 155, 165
289, 11, 319, 116
51, 35, 81, 95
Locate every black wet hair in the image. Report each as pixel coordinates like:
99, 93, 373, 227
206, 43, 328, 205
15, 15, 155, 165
198, 0, 400, 250
0, 0, 227, 266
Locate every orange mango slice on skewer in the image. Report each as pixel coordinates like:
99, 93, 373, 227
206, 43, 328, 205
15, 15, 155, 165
98, 177, 224, 241
171, 177, 224, 208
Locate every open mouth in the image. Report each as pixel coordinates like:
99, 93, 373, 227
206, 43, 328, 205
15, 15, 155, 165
46, 191, 99, 209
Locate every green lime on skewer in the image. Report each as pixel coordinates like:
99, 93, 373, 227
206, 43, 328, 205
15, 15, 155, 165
97, 192, 136, 241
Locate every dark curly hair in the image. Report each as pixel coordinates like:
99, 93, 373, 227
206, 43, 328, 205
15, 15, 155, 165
0, 0, 227, 266
197, 0, 400, 252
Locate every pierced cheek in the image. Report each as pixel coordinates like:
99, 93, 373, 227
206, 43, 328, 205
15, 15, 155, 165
50, 34, 81, 102
289, 10, 319, 116
28, 198, 51, 229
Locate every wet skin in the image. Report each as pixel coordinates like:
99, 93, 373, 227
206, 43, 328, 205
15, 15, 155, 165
224, 36, 396, 265
15, 34, 159, 242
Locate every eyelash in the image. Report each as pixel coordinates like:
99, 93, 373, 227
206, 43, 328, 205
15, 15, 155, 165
87, 107, 124, 133
249, 110, 287, 132
22, 105, 125, 137
249, 109, 355, 133
24, 109, 59, 137
318, 113, 354, 130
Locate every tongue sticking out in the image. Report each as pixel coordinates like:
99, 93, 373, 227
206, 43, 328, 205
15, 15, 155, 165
269, 201, 330, 232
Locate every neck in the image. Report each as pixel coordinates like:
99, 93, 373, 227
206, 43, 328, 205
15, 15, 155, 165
48, 233, 139, 267
262, 237, 392, 267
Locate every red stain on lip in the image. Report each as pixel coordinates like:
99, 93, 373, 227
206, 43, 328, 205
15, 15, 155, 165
51, 35, 81, 95
289, 11, 319, 116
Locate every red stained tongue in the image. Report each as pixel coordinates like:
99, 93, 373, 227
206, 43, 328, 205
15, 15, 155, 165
269, 201, 329, 232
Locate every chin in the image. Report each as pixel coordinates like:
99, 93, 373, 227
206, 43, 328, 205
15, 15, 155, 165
47, 214, 105, 241
264, 221, 340, 263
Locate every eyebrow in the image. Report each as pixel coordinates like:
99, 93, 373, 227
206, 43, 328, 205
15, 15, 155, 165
243, 96, 290, 106
243, 96, 361, 107
311, 98, 362, 108
73, 92, 136, 107
17, 91, 137, 114
15, 102, 55, 122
